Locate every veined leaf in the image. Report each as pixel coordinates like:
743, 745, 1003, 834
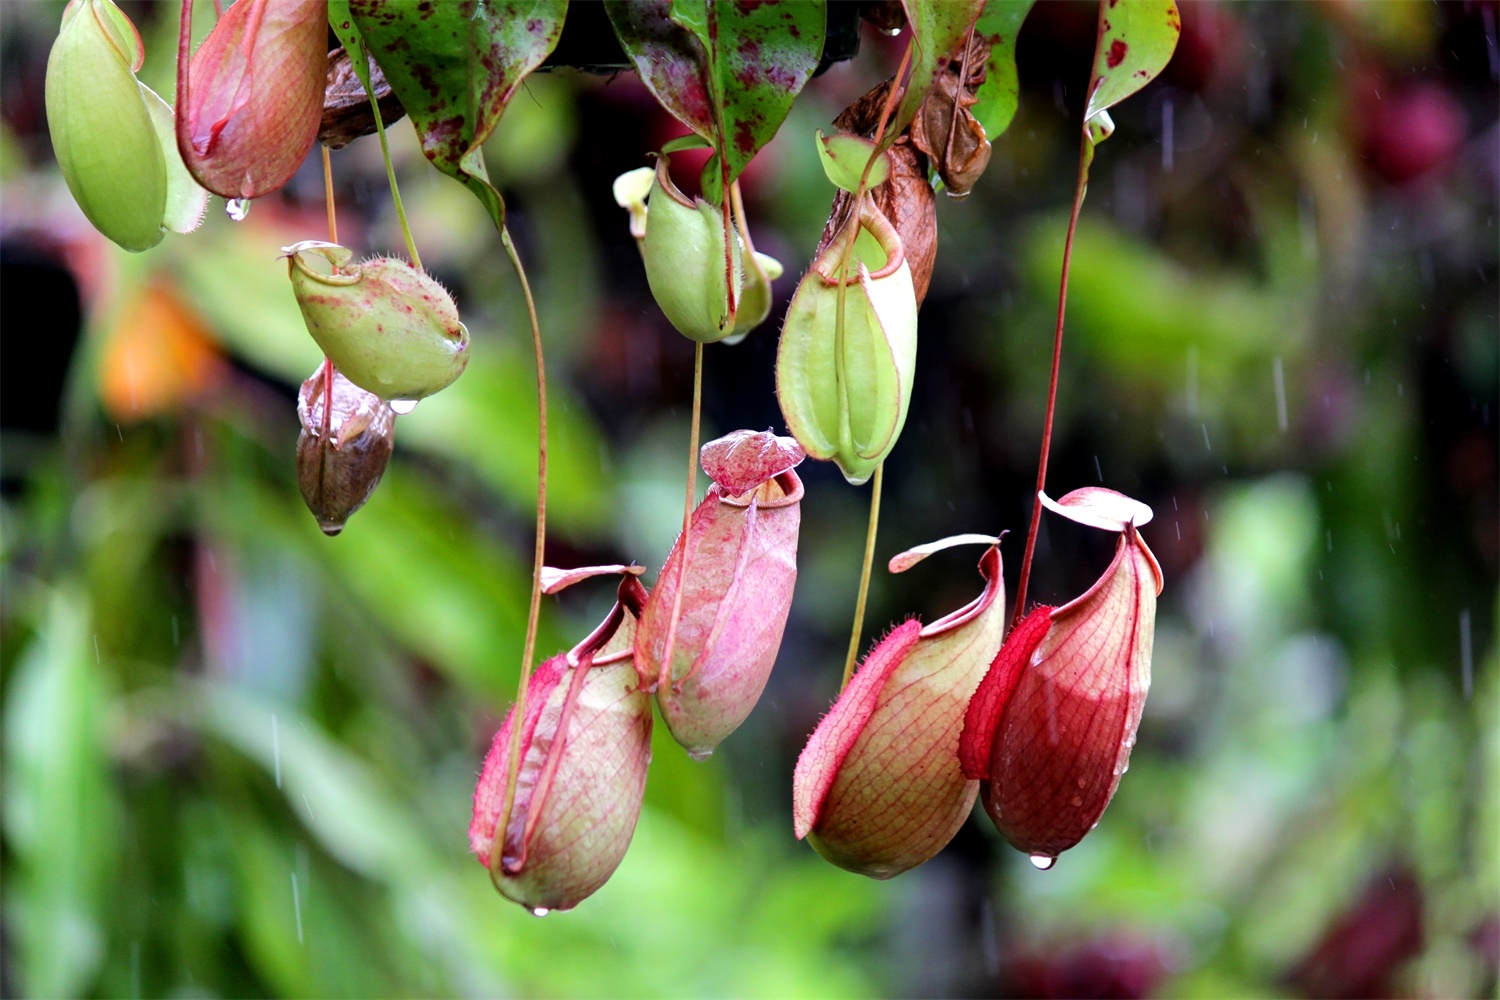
608, 0, 823, 200
1083, 0, 1181, 161
971, 0, 1034, 140
605, 0, 714, 141
347, 0, 566, 229
326, 0, 374, 94
3, 587, 116, 998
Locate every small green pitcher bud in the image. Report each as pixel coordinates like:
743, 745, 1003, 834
641, 152, 743, 343
45, 0, 206, 251
295, 363, 395, 536
776, 203, 918, 485
283, 241, 469, 403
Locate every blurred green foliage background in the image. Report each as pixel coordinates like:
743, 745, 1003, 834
1, 1, 1496, 997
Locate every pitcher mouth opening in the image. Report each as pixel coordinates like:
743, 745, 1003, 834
719, 468, 804, 509
920, 545, 1004, 638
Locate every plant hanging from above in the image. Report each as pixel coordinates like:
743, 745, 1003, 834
40, 0, 1182, 912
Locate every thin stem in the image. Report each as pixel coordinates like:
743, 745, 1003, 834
492, 224, 549, 868
321, 145, 338, 245
365, 78, 421, 270
728, 180, 754, 256
720, 163, 738, 320
656, 340, 705, 693
945, 26, 977, 171
833, 45, 911, 686
320, 357, 333, 440
869, 42, 912, 157
319, 147, 336, 434
1012, 131, 1091, 626
177, 1, 193, 133
840, 462, 884, 689
831, 42, 913, 452
703, 1, 738, 323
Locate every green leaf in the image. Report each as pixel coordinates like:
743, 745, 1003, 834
891, 0, 985, 148
661, 133, 714, 155
192, 683, 435, 879
222, 468, 545, 699
397, 347, 610, 534
695, 0, 826, 197
3, 587, 116, 998
610, 0, 824, 200
326, 0, 371, 92
347, 0, 566, 230
815, 129, 890, 193
971, 0, 1034, 140
1084, 0, 1181, 137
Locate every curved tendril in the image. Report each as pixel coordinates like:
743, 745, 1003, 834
656, 341, 705, 693
492, 223, 550, 873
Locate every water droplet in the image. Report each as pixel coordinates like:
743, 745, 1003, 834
318, 520, 345, 537
1029, 853, 1056, 871
1070, 795, 1084, 807
531, 907, 550, 918
388, 398, 418, 415
225, 198, 250, 221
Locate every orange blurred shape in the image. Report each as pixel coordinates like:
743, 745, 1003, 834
100, 283, 225, 421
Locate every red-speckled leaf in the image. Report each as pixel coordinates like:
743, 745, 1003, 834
1084, 0, 1180, 134
699, 429, 805, 495
605, 0, 713, 141
610, 0, 824, 201
970, 0, 1034, 140
891, 0, 985, 149
327, 1, 373, 93
678, 0, 825, 197
347, 0, 566, 230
